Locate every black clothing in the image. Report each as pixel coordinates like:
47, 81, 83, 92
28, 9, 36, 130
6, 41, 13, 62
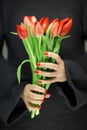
0, 0, 87, 129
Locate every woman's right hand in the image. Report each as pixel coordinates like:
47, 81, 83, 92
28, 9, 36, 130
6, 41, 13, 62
21, 84, 50, 111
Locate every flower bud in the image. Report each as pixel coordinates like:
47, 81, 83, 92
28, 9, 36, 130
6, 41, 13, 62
16, 25, 28, 40
34, 22, 43, 37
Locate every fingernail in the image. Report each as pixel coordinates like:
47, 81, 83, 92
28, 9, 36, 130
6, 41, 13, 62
48, 94, 51, 98
36, 62, 41, 66
42, 99, 45, 103
44, 52, 48, 56
34, 70, 39, 74
45, 94, 51, 98
37, 106, 41, 109
45, 89, 48, 93
38, 80, 42, 84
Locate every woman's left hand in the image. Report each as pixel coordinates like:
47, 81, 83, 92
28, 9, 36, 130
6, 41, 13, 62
34, 52, 67, 84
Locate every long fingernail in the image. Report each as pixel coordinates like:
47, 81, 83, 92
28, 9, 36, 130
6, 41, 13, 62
34, 70, 39, 74
45, 89, 48, 93
47, 94, 51, 98
37, 106, 41, 109
44, 52, 48, 56
45, 94, 51, 98
36, 62, 41, 67
38, 80, 42, 84
42, 99, 45, 103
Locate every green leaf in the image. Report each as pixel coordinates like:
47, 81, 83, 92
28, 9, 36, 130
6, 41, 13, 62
10, 32, 18, 35
32, 36, 41, 62
62, 35, 71, 39
23, 39, 36, 70
17, 59, 31, 84
46, 23, 53, 37
21, 22, 25, 26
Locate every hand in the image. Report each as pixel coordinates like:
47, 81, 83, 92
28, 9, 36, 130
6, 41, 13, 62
34, 52, 67, 84
21, 84, 50, 111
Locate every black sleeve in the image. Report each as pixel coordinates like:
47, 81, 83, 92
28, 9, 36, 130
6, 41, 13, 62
0, 9, 27, 125
55, 0, 87, 110
60, 58, 87, 109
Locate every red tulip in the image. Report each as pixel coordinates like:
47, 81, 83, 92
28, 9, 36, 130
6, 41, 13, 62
39, 17, 49, 32
51, 17, 73, 37
31, 16, 37, 24
57, 18, 73, 36
23, 16, 37, 28
50, 18, 59, 24
50, 21, 59, 37
59, 18, 73, 36
34, 22, 43, 37
16, 25, 28, 40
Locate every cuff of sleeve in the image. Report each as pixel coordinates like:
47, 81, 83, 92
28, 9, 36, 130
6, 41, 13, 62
55, 59, 87, 110
0, 81, 28, 125
58, 81, 77, 108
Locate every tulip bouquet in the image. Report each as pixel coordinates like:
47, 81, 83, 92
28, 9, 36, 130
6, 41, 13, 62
12, 16, 72, 118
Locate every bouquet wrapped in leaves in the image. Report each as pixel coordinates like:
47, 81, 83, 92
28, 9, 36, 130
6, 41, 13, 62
12, 16, 72, 118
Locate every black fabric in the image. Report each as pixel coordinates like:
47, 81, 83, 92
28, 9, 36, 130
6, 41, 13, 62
0, 0, 87, 129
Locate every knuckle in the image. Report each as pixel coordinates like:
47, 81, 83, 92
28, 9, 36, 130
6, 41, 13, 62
39, 95, 44, 100
50, 63, 55, 68
29, 91, 34, 99
32, 85, 36, 90
30, 93, 34, 99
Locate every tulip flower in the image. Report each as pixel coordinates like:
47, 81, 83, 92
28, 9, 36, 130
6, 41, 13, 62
23, 16, 37, 28
57, 18, 73, 36
50, 21, 59, 37
34, 22, 43, 37
59, 18, 73, 36
50, 18, 59, 24
39, 17, 49, 32
23, 16, 31, 28
51, 17, 73, 37
23, 16, 37, 35
16, 25, 28, 40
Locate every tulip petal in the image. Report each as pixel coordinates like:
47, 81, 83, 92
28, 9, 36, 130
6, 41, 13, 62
60, 18, 73, 36
31, 16, 37, 24
51, 21, 59, 37
58, 17, 69, 35
34, 22, 43, 37
16, 25, 28, 40
23, 16, 31, 28
40, 17, 49, 32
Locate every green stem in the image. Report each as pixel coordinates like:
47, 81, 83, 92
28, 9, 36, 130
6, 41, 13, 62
53, 37, 62, 54
24, 39, 36, 70
39, 37, 41, 51
51, 36, 54, 50
23, 40, 30, 57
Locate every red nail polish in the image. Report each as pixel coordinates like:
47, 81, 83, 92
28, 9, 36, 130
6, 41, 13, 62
37, 106, 41, 109
44, 52, 48, 56
45, 89, 48, 93
42, 99, 45, 103
38, 80, 42, 84
36, 62, 41, 66
34, 70, 39, 74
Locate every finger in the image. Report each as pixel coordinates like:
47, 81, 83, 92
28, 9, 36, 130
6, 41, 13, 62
44, 52, 62, 64
27, 97, 44, 105
36, 62, 58, 70
38, 78, 57, 84
26, 84, 47, 94
28, 91, 45, 100
34, 70, 57, 77
25, 101, 41, 111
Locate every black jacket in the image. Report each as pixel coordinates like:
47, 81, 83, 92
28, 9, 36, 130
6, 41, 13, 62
0, 0, 87, 130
